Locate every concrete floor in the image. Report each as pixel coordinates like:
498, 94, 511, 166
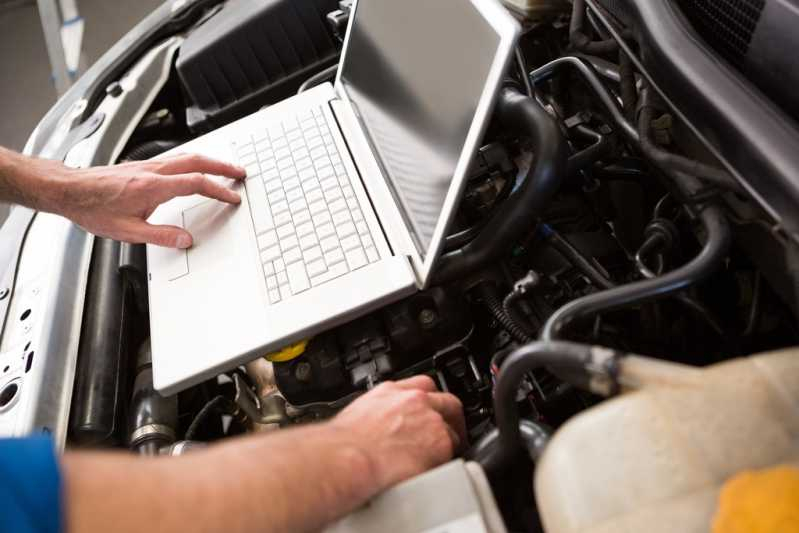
0, 0, 162, 152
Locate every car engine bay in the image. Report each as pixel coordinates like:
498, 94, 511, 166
3, 0, 799, 531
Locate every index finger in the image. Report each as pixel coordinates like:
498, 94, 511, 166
156, 154, 246, 180
393, 375, 439, 393
426, 392, 467, 448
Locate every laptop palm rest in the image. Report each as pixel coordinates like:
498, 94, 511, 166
183, 200, 239, 275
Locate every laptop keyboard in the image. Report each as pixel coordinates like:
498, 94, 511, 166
234, 106, 381, 305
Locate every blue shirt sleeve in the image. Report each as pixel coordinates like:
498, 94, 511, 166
0, 436, 62, 533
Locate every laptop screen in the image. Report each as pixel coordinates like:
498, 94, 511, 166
340, 0, 505, 260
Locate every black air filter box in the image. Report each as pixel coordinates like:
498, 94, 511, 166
177, 0, 341, 132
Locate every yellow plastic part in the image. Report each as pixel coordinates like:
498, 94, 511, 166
713, 465, 799, 533
264, 340, 309, 363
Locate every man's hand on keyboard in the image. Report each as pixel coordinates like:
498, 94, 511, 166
14, 152, 246, 248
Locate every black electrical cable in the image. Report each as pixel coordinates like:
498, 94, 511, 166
185, 395, 234, 441
480, 283, 533, 344
297, 64, 338, 94
569, 0, 618, 55
503, 289, 539, 337
433, 87, 568, 284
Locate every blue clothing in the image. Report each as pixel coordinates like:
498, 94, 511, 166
0, 436, 62, 533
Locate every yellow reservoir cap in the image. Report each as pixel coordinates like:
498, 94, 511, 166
265, 340, 309, 363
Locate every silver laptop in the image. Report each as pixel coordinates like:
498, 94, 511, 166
147, 0, 520, 394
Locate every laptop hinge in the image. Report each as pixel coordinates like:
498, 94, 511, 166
328, 96, 425, 288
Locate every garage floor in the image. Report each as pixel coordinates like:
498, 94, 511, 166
0, 0, 162, 152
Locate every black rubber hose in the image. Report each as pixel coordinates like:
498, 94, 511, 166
530, 56, 640, 143
619, 49, 637, 120
184, 395, 234, 441
128, 340, 178, 455
637, 88, 743, 193
69, 238, 125, 446
432, 87, 568, 285
121, 139, 181, 161
481, 284, 532, 344
540, 98, 733, 341
493, 341, 601, 466
542, 207, 729, 340
570, 0, 619, 55
541, 224, 616, 290
466, 419, 551, 474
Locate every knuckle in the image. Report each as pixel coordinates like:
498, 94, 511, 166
404, 389, 427, 405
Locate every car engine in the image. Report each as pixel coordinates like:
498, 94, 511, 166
4, 0, 799, 531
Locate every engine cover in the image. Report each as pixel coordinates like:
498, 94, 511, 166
177, 0, 341, 131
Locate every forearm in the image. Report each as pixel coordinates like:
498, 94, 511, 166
63, 423, 378, 533
0, 147, 70, 212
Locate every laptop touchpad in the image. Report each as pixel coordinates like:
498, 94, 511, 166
183, 200, 239, 274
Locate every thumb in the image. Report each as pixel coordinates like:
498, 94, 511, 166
134, 222, 194, 248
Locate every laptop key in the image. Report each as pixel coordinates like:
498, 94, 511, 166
296, 221, 315, 237
286, 262, 310, 294
261, 245, 281, 263
341, 235, 360, 251
294, 209, 312, 225
257, 230, 278, 251
336, 221, 356, 239
311, 262, 349, 286
245, 178, 274, 234
316, 222, 335, 239
284, 248, 303, 265
269, 289, 281, 304
306, 259, 327, 278
279, 284, 291, 300
304, 245, 323, 263
299, 233, 318, 251
366, 247, 380, 263
321, 235, 338, 252
346, 248, 368, 270
325, 247, 345, 266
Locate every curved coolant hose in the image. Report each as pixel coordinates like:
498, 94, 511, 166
432, 87, 568, 285
491, 341, 617, 467
540, 92, 733, 341
541, 205, 729, 340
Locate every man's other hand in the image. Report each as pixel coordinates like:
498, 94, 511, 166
331, 375, 467, 494
36, 153, 246, 248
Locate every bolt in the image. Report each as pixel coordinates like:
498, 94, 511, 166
418, 309, 437, 327
106, 82, 123, 97
294, 362, 312, 383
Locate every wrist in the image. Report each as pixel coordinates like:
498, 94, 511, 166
321, 421, 385, 503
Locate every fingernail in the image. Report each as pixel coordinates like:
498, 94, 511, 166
176, 234, 192, 249
236, 165, 247, 176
